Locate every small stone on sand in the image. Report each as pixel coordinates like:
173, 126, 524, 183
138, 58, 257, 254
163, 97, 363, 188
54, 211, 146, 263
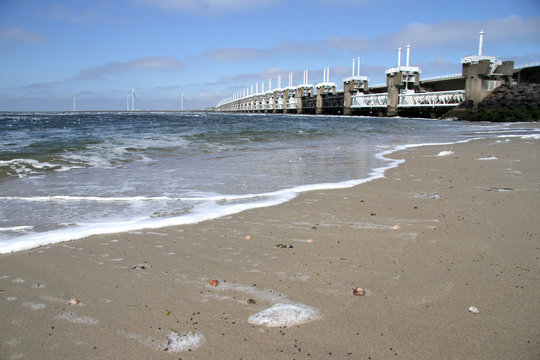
245, 235, 253, 240
468, 306, 480, 314
69, 299, 80, 305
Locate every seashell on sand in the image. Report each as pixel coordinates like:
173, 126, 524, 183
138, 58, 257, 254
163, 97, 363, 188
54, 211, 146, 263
245, 235, 253, 240
352, 287, 365, 296
468, 306, 480, 314
69, 299, 80, 305
209, 280, 219, 286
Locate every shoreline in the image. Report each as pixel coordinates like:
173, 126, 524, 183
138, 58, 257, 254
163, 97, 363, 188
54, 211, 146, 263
1, 135, 539, 359
3, 126, 538, 255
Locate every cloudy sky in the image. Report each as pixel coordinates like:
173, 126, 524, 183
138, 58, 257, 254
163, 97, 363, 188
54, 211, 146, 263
1, 0, 539, 111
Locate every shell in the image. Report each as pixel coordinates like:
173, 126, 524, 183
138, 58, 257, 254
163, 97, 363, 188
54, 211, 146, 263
209, 280, 219, 287
468, 306, 480, 314
69, 298, 80, 305
352, 287, 365, 296
247, 298, 256, 304
245, 235, 253, 240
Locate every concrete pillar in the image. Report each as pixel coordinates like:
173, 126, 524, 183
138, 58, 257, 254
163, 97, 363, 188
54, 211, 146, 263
316, 84, 336, 115
462, 56, 514, 108
343, 81, 353, 116
316, 87, 324, 115
283, 89, 289, 114
296, 87, 303, 114
462, 59, 491, 108
386, 72, 402, 117
343, 78, 368, 115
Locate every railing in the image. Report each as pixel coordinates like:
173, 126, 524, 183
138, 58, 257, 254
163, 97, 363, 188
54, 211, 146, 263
351, 93, 388, 107
287, 98, 298, 109
422, 73, 463, 81
398, 90, 465, 107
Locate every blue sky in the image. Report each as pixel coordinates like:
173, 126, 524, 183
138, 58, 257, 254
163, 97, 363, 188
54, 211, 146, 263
1, 0, 539, 111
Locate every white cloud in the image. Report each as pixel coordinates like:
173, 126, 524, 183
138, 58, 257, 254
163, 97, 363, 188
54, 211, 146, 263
75, 57, 186, 80
205, 41, 325, 61
137, 0, 280, 13
323, 36, 371, 52
205, 47, 268, 61
0, 26, 47, 43
379, 15, 540, 50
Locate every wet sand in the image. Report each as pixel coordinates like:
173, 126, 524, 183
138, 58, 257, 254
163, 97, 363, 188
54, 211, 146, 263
1, 136, 539, 359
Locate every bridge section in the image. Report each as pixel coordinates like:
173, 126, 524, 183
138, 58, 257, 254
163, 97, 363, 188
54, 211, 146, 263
215, 32, 535, 118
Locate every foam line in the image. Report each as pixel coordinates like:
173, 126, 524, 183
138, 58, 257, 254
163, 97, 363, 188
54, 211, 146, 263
1, 134, 538, 254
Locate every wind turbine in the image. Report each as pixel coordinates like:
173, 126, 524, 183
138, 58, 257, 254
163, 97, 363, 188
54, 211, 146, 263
69, 86, 77, 111
131, 88, 136, 111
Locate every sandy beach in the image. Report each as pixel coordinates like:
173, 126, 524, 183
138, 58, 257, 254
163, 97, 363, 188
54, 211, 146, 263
1, 135, 539, 359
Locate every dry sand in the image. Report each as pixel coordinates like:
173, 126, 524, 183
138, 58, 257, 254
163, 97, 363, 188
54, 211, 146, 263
1, 136, 539, 359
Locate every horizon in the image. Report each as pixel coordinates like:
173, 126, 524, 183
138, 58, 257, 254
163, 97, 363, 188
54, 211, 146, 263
1, 0, 539, 112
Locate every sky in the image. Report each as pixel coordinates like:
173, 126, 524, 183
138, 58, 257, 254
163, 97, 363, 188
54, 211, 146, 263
1, 0, 539, 111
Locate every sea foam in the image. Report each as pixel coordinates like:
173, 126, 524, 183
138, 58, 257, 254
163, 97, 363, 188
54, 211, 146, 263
248, 303, 320, 327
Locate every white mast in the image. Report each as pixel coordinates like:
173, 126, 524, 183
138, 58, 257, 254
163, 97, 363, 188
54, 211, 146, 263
406, 44, 411, 67
352, 59, 355, 77
357, 57, 361, 76
478, 30, 484, 56
398, 47, 402, 67
69, 86, 76, 111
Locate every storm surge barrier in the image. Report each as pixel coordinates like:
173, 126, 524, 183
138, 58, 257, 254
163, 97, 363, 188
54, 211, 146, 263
215, 32, 538, 118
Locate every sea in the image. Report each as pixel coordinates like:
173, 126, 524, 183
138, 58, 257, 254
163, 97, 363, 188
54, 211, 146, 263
1, 111, 538, 254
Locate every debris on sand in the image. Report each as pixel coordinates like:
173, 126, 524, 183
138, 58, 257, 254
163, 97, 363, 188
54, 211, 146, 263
275, 244, 294, 248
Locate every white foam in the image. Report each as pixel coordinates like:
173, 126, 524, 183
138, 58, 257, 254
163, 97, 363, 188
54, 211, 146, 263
497, 134, 540, 140
476, 156, 498, 160
0, 226, 34, 232
248, 303, 320, 327
436, 150, 454, 157
56, 312, 99, 325
164, 331, 205, 352
1, 135, 526, 254
520, 134, 540, 140
0, 158, 60, 177
22, 302, 46, 310
117, 329, 205, 352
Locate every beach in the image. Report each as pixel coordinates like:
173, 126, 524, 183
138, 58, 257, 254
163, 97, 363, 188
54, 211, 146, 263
1, 135, 539, 359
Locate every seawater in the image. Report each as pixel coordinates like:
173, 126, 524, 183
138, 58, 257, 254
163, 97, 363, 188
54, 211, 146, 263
0, 111, 537, 253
